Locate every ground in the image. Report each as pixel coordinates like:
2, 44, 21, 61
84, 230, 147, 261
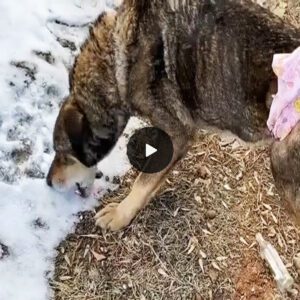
51, 1, 300, 300
53, 133, 300, 300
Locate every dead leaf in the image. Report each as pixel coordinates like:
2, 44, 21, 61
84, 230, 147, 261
59, 276, 72, 281
199, 258, 204, 273
64, 254, 71, 267
90, 249, 106, 262
158, 268, 168, 277
212, 261, 221, 271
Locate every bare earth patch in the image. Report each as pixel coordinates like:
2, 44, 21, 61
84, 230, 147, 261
234, 252, 276, 300
52, 132, 300, 299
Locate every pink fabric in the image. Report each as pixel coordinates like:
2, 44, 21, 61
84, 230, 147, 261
267, 47, 300, 140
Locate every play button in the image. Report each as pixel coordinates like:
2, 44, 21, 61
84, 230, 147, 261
146, 144, 157, 157
127, 127, 174, 173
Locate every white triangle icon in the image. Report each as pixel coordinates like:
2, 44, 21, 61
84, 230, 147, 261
145, 144, 157, 158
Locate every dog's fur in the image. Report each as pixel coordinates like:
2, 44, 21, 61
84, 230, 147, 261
47, 0, 300, 230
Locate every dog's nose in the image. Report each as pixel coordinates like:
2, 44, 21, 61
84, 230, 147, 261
46, 161, 55, 187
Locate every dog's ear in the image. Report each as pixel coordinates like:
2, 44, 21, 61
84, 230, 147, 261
63, 104, 85, 146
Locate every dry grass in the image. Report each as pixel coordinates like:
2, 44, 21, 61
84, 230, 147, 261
52, 1, 300, 299
52, 132, 300, 300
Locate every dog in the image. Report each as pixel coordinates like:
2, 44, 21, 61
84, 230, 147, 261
46, 0, 300, 231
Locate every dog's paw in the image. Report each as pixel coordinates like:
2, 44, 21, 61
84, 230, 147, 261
95, 202, 131, 231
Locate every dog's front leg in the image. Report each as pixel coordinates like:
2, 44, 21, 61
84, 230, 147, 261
95, 134, 190, 231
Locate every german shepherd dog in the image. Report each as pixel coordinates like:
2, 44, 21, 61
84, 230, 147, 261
46, 0, 300, 231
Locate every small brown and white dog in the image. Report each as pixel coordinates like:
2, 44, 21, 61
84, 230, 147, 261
46, 0, 300, 231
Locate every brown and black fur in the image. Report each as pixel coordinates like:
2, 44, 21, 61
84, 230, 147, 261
47, 0, 300, 230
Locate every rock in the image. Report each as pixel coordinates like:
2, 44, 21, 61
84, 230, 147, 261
206, 210, 217, 219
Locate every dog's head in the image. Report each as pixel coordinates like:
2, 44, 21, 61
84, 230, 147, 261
45, 10, 127, 197
46, 99, 127, 197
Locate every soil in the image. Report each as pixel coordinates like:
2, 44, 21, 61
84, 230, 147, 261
52, 132, 300, 300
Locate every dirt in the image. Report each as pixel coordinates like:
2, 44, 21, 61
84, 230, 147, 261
234, 252, 276, 300
52, 132, 300, 300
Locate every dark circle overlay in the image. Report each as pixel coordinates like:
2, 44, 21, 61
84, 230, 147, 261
126, 127, 174, 174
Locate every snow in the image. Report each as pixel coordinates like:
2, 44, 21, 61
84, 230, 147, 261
0, 0, 141, 299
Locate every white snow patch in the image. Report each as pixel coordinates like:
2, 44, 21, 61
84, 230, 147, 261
0, 0, 142, 299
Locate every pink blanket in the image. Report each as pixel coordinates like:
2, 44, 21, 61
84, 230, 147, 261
267, 47, 300, 140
